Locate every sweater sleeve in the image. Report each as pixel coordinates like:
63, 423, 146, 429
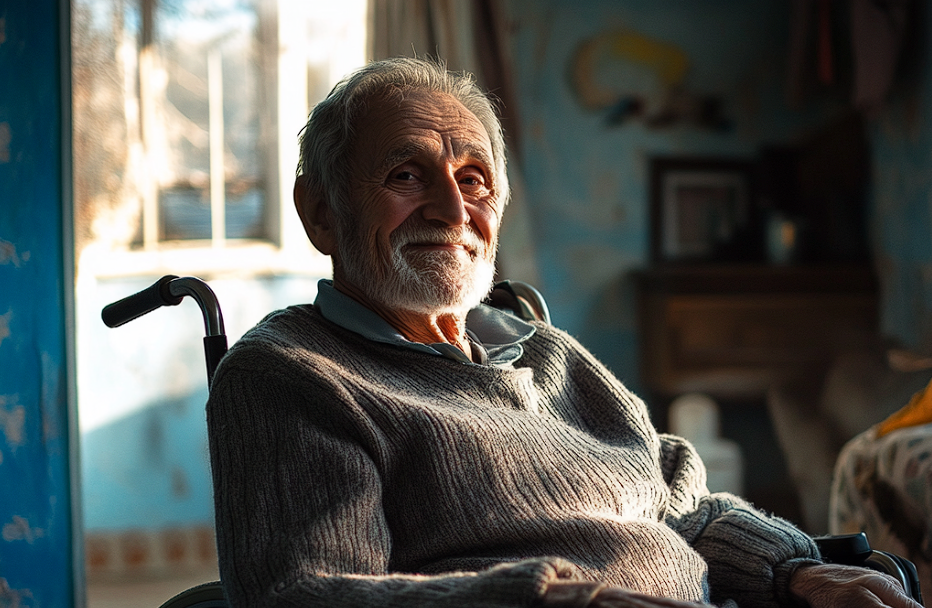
659, 434, 820, 608
207, 342, 579, 608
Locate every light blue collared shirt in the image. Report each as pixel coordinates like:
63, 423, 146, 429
313, 280, 535, 367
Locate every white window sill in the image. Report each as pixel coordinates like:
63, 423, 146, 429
78, 240, 332, 281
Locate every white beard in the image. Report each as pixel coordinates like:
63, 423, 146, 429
337, 220, 497, 316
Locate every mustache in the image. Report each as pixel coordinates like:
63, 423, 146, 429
390, 224, 487, 257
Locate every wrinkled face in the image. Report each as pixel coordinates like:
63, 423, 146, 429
335, 89, 502, 315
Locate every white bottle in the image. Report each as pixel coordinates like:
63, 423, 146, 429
669, 393, 744, 496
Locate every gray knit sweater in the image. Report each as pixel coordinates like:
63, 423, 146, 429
207, 304, 820, 608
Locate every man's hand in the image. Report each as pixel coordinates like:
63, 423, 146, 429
540, 581, 714, 608
789, 563, 923, 608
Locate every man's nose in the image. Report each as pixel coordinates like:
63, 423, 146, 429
422, 172, 470, 226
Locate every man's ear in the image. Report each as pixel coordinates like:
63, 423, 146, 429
294, 176, 338, 255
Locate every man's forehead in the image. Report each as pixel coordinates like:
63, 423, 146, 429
368, 87, 480, 120
357, 89, 493, 159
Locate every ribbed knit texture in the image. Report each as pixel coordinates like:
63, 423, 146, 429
207, 304, 820, 608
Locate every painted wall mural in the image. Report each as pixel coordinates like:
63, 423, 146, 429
570, 29, 731, 130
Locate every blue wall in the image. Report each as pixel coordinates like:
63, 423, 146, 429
869, 5, 932, 350
0, 0, 79, 604
506, 0, 843, 389
79, 274, 323, 533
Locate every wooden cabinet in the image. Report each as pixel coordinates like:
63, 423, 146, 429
636, 264, 879, 400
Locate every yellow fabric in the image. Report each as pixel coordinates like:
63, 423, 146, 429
876, 377, 932, 437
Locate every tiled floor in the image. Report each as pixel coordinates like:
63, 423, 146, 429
84, 525, 220, 607
86, 569, 220, 608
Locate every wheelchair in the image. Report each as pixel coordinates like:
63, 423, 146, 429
102, 276, 923, 608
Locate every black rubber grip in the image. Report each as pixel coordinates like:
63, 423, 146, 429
101, 275, 184, 328
814, 533, 872, 565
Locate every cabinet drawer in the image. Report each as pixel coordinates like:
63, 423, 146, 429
667, 294, 877, 367
637, 266, 879, 399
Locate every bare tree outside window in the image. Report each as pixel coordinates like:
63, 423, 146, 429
74, 0, 272, 251
72, 0, 140, 253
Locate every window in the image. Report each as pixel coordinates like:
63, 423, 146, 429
73, 0, 366, 586
73, 0, 366, 270
140, 0, 270, 245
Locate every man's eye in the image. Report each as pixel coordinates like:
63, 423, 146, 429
393, 170, 415, 181
459, 173, 486, 187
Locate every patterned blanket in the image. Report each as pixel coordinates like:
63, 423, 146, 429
830, 423, 932, 600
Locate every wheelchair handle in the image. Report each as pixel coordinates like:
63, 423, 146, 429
102, 275, 228, 386
102, 274, 184, 328
102, 275, 225, 337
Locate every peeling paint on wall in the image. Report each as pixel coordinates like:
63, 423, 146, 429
0, 310, 10, 348
0, 396, 26, 449
0, 393, 26, 467
2, 515, 45, 543
0, 238, 29, 267
0, 578, 34, 608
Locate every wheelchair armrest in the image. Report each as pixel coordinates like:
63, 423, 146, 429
815, 533, 923, 605
814, 533, 873, 564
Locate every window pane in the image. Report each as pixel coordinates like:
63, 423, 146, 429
159, 186, 210, 240
154, 0, 265, 241
225, 186, 265, 239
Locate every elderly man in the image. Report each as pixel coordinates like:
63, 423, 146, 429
206, 57, 919, 608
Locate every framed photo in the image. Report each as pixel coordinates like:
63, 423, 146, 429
649, 157, 755, 262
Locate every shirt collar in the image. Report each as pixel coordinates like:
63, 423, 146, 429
314, 279, 535, 366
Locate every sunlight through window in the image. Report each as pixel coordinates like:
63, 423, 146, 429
73, 0, 366, 593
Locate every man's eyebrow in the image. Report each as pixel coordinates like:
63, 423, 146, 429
378, 142, 430, 176
456, 141, 495, 177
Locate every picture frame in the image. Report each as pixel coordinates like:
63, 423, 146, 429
649, 157, 755, 263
